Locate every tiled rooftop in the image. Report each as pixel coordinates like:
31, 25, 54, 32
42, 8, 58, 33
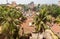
51, 24, 60, 33
51, 23, 60, 37
20, 16, 35, 34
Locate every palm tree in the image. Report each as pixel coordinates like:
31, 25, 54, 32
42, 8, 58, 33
0, 5, 25, 39
33, 4, 60, 39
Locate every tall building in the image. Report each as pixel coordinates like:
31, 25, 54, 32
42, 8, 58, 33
28, 2, 35, 9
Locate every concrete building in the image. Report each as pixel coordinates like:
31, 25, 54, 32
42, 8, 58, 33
28, 2, 35, 9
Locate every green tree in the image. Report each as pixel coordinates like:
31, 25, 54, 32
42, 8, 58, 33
33, 4, 40, 11
33, 4, 60, 39
0, 5, 26, 39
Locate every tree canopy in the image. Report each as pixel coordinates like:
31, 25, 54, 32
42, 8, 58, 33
33, 4, 60, 33
0, 5, 25, 39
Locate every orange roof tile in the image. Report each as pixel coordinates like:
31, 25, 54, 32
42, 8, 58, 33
21, 17, 35, 34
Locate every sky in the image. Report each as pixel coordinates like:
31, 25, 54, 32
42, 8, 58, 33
0, 0, 59, 4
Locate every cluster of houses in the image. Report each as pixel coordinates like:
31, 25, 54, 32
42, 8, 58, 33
0, 1, 60, 39
5, 1, 60, 37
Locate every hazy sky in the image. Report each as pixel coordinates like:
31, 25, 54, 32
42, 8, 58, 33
0, 0, 59, 4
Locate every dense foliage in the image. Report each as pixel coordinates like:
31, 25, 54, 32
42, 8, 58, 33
33, 4, 60, 34
0, 5, 25, 39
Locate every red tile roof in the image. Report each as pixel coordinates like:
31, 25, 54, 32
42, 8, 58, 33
21, 17, 35, 34
50, 23, 60, 37
51, 24, 60, 33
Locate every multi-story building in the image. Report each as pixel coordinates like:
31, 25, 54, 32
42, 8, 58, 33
28, 2, 35, 9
